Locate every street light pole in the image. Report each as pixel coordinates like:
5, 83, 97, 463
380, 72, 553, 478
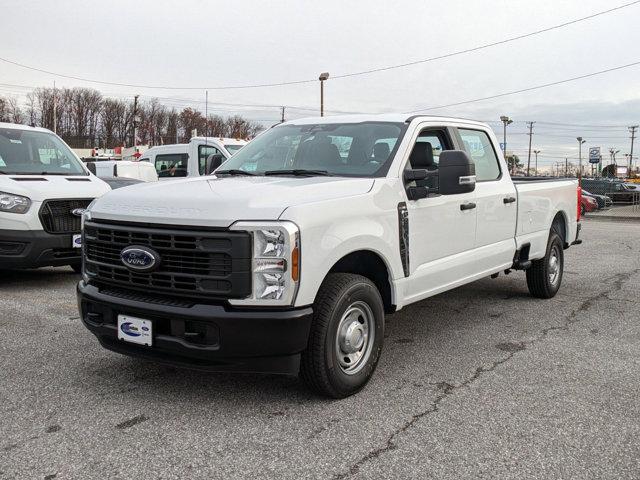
318, 72, 329, 117
500, 115, 513, 173
577, 137, 586, 181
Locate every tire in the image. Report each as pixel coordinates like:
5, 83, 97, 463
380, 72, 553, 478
300, 273, 385, 398
70, 263, 82, 274
526, 232, 564, 299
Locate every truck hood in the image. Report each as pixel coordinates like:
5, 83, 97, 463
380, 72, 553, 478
90, 175, 375, 227
0, 174, 110, 202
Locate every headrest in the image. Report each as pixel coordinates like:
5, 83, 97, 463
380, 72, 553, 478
373, 143, 390, 160
409, 142, 435, 169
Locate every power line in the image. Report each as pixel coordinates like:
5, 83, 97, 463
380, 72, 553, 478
405, 60, 640, 113
1, 0, 638, 90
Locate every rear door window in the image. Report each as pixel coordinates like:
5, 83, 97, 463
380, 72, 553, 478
458, 129, 501, 181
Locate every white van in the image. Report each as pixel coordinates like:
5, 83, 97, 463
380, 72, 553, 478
139, 137, 247, 180
0, 123, 110, 271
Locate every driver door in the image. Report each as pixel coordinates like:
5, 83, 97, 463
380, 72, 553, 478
404, 127, 477, 303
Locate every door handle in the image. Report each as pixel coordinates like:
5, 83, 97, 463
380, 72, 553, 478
503, 196, 516, 204
460, 202, 476, 211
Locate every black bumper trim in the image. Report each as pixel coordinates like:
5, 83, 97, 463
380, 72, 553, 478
0, 229, 81, 269
77, 281, 313, 374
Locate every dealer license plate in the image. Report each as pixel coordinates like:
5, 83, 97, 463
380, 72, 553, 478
117, 315, 153, 346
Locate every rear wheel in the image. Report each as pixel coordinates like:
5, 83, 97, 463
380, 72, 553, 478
300, 273, 385, 398
526, 232, 564, 299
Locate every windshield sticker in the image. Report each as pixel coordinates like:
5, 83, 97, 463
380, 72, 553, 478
9, 139, 22, 144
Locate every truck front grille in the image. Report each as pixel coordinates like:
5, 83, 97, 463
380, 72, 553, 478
83, 221, 252, 300
39, 199, 93, 234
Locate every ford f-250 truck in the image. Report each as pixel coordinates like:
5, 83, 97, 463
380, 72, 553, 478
77, 114, 581, 398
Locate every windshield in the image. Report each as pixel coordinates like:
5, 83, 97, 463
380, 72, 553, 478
0, 128, 86, 176
217, 122, 406, 177
224, 144, 244, 154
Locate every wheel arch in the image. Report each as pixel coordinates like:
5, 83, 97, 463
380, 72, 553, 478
551, 210, 568, 248
327, 249, 396, 314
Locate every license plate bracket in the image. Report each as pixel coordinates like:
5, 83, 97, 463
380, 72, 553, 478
117, 315, 153, 346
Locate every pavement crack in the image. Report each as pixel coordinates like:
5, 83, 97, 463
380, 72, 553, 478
332, 268, 640, 479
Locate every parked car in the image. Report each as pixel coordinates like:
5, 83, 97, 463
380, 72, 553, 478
85, 160, 158, 183
0, 123, 110, 271
78, 114, 581, 398
581, 193, 598, 214
139, 137, 247, 180
581, 178, 639, 204
581, 189, 611, 209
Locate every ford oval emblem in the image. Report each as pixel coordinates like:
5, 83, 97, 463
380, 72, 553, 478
71, 208, 86, 217
120, 246, 159, 272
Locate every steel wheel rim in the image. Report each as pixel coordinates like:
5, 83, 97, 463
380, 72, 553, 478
548, 246, 561, 286
335, 301, 375, 375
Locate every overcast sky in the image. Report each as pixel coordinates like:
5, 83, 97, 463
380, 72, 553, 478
3, 0, 640, 167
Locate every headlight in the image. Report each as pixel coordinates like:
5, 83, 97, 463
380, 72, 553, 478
229, 221, 300, 306
0, 191, 31, 214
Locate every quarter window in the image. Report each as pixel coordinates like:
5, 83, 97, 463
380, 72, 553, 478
458, 129, 501, 181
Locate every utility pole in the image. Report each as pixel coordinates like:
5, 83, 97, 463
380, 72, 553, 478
281, 106, 286, 123
565, 157, 568, 177
526, 121, 535, 176
533, 149, 540, 176
629, 125, 638, 174
500, 116, 513, 173
318, 72, 329, 116
132, 94, 139, 148
53, 81, 57, 134
205, 91, 209, 138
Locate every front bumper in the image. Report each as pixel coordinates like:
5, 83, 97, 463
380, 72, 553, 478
77, 281, 313, 375
0, 229, 81, 269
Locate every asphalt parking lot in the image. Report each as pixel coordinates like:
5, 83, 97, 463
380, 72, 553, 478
1, 219, 639, 480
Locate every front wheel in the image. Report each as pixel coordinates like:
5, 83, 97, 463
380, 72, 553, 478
526, 232, 564, 299
300, 273, 385, 398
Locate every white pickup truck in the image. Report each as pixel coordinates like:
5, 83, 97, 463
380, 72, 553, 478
78, 114, 581, 398
139, 137, 247, 180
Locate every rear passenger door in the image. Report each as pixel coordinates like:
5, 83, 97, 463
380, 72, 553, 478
457, 128, 517, 270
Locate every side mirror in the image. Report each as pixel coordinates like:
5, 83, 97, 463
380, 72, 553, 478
205, 153, 225, 175
438, 150, 476, 195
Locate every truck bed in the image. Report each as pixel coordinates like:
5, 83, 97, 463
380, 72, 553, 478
514, 178, 579, 260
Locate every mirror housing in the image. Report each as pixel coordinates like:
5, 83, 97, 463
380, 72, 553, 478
403, 169, 429, 183
438, 150, 476, 195
206, 153, 225, 175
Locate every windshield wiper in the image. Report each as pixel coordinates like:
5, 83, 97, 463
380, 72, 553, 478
264, 169, 332, 177
215, 169, 256, 176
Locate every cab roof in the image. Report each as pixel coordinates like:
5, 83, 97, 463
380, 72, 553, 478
282, 114, 489, 128
0, 122, 55, 134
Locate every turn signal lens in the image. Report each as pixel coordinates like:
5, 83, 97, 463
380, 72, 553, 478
291, 247, 299, 281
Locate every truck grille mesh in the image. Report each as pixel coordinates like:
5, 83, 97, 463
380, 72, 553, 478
39, 199, 93, 234
84, 221, 252, 300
